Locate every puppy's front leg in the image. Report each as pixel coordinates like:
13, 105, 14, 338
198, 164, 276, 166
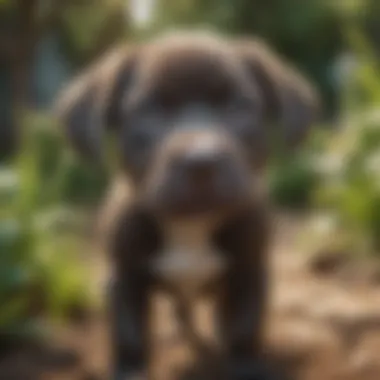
108, 207, 161, 380
215, 206, 271, 380
110, 276, 149, 380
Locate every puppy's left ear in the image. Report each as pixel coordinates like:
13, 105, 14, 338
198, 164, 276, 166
53, 45, 138, 163
235, 38, 321, 150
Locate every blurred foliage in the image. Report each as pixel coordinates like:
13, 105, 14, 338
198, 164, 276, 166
17, 112, 109, 207
269, 150, 321, 211
0, 0, 132, 163
57, 0, 130, 66
0, 0, 131, 68
0, 112, 109, 346
314, 115, 380, 256
309, 29, 380, 257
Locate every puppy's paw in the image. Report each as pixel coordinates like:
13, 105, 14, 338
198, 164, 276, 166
228, 359, 286, 380
113, 370, 147, 380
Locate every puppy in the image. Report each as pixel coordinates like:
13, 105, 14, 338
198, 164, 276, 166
54, 31, 320, 380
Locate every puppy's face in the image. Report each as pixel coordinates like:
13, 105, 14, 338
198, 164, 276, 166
121, 38, 265, 216
55, 32, 319, 217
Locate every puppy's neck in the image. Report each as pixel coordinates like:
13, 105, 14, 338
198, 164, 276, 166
152, 213, 226, 298
162, 214, 220, 250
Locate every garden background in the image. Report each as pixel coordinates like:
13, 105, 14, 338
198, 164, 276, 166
1, 1, 380, 379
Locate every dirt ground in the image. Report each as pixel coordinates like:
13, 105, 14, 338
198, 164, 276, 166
1, 214, 380, 380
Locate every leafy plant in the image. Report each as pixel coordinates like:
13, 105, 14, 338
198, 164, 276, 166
0, 111, 105, 347
269, 152, 321, 210
315, 112, 380, 255
312, 29, 380, 256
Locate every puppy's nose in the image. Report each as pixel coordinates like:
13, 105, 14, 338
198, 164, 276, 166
181, 149, 224, 179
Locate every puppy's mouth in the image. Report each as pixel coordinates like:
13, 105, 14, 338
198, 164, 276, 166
144, 169, 252, 218
165, 191, 234, 216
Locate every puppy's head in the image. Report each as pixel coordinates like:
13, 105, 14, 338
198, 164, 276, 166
54, 32, 319, 218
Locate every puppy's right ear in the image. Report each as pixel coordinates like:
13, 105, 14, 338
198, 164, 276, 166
235, 38, 320, 151
53, 45, 138, 162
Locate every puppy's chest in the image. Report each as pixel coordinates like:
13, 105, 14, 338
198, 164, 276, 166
150, 219, 226, 296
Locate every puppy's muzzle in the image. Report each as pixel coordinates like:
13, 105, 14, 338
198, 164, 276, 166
176, 140, 228, 185
144, 128, 251, 217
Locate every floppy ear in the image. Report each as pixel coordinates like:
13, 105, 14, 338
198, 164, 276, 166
53, 45, 138, 162
235, 38, 320, 150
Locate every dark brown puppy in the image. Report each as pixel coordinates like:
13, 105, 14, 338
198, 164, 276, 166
54, 31, 319, 380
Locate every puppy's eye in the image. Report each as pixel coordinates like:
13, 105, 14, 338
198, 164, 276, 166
209, 90, 229, 107
159, 93, 179, 110
131, 126, 159, 150
227, 95, 254, 114
133, 131, 150, 149
225, 96, 261, 136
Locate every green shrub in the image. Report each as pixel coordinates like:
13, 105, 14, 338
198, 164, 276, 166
0, 111, 104, 346
19, 112, 109, 207
314, 112, 380, 255
57, 154, 109, 206
268, 129, 327, 210
311, 26, 380, 256
269, 154, 320, 210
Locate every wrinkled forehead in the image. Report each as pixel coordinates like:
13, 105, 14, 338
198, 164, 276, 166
135, 37, 247, 99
